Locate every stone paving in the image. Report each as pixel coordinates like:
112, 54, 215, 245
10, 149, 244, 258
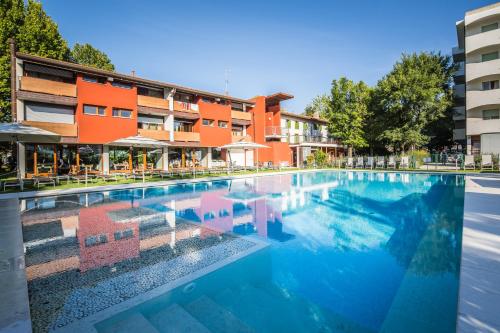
458, 176, 500, 333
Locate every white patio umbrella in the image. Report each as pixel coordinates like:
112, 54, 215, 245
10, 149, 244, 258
218, 141, 270, 171
0, 122, 61, 190
107, 135, 169, 182
107, 135, 170, 148
0, 122, 61, 143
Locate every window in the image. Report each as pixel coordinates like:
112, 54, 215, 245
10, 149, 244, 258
218, 120, 228, 128
295, 121, 300, 129
111, 80, 132, 89
201, 97, 214, 103
114, 229, 134, 241
137, 87, 163, 98
482, 51, 499, 62
286, 119, 291, 128
232, 124, 244, 136
85, 234, 108, 247
84, 105, 106, 116
483, 109, 500, 120
203, 211, 216, 221
112, 108, 132, 118
482, 80, 500, 90
481, 22, 498, 33
174, 120, 194, 132
83, 75, 106, 84
202, 119, 214, 126
231, 102, 244, 111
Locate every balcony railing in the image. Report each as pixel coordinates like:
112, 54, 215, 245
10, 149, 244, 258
19, 76, 76, 97
231, 110, 252, 121
265, 126, 282, 137
287, 135, 339, 145
174, 131, 200, 142
232, 134, 252, 143
138, 128, 170, 141
173, 101, 199, 113
22, 120, 77, 137
137, 95, 170, 110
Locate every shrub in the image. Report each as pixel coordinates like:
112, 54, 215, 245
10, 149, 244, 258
408, 149, 429, 167
313, 150, 328, 167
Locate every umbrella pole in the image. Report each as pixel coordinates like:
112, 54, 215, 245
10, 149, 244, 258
228, 150, 232, 174
16, 142, 23, 191
244, 149, 247, 171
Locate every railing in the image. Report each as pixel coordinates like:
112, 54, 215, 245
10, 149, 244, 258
287, 135, 339, 144
138, 128, 170, 141
174, 131, 200, 142
265, 126, 282, 137
137, 95, 169, 110
22, 120, 78, 137
232, 135, 251, 142
231, 110, 252, 121
19, 76, 76, 97
173, 101, 199, 113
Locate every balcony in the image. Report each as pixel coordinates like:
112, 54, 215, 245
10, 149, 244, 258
173, 101, 199, 113
138, 128, 170, 141
22, 121, 78, 137
288, 135, 339, 145
231, 110, 252, 121
466, 58, 500, 81
137, 95, 170, 110
174, 131, 200, 142
265, 126, 283, 139
465, 28, 500, 54
467, 117, 500, 136
19, 76, 76, 97
232, 135, 252, 143
467, 89, 500, 110
453, 62, 465, 78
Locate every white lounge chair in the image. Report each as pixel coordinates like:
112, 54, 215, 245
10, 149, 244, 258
376, 156, 385, 168
366, 157, 374, 169
346, 157, 354, 168
400, 156, 409, 169
463, 155, 475, 170
355, 157, 364, 169
387, 156, 396, 169
481, 154, 493, 170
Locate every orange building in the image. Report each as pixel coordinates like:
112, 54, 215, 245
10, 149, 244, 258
11, 48, 342, 177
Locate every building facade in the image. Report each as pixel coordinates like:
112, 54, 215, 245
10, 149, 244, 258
10, 48, 342, 177
454, 3, 500, 155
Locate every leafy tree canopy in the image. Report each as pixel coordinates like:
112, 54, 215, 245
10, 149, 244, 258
0, 0, 115, 122
70, 43, 115, 71
304, 94, 330, 118
373, 52, 453, 152
323, 77, 371, 155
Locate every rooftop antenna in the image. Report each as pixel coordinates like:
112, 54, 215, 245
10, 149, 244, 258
224, 68, 231, 96
131, 70, 136, 77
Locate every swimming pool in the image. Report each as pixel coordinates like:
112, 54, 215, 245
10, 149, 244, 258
21, 170, 465, 333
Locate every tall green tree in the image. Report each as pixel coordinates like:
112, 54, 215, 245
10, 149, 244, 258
304, 94, 330, 117
0, 0, 25, 122
323, 77, 371, 157
373, 52, 453, 152
70, 43, 115, 71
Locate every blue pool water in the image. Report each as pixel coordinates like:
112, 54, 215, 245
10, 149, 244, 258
21, 171, 465, 333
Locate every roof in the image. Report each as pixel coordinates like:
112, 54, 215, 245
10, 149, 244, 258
281, 111, 328, 124
266, 92, 294, 105
16, 52, 255, 105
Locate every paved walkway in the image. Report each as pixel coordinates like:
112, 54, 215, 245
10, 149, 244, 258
458, 176, 500, 333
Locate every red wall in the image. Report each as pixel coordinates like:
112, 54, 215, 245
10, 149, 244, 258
198, 99, 232, 147
76, 75, 138, 144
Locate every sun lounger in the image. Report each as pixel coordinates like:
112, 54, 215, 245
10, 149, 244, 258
400, 156, 409, 169
366, 157, 374, 169
346, 157, 354, 168
33, 176, 56, 189
481, 154, 493, 170
355, 157, 364, 169
2, 179, 21, 191
463, 155, 475, 170
387, 156, 396, 169
376, 156, 385, 169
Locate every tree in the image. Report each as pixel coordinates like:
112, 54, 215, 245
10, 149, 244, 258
0, 0, 25, 122
16, 0, 69, 60
304, 94, 330, 117
323, 77, 371, 157
70, 43, 115, 71
373, 52, 453, 152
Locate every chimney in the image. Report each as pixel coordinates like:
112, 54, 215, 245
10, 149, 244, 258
131, 70, 136, 77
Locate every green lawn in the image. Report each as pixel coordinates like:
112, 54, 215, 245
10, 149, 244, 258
1, 167, 498, 194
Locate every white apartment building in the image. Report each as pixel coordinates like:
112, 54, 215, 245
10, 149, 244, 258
454, 2, 500, 155
280, 111, 343, 166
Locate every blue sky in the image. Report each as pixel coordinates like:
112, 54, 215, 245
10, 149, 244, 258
44, 0, 497, 112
